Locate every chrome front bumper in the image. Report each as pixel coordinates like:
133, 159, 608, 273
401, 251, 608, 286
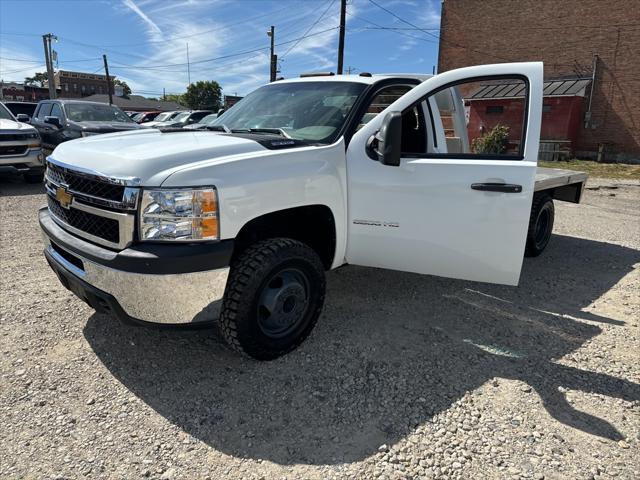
0, 148, 44, 171
42, 230, 229, 325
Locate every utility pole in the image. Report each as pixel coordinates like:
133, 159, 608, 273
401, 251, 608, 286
268, 26, 276, 82
345, 65, 356, 74
186, 43, 191, 86
337, 0, 346, 74
163, 87, 166, 101
103, 54, 113, 105
42, 33, 57, 99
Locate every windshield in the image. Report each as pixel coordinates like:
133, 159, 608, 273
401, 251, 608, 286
155, 112, 172, 122
65, 103, 133, 123
198, 114, 218, 124
211, 81, 366, 144
0, 103, 15, 121
172, 112, 190, 123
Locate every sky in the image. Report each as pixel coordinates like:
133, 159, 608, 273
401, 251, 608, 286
0, 0, 441, 98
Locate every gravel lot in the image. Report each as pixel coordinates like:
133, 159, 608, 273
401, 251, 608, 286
1, 175, 639, 480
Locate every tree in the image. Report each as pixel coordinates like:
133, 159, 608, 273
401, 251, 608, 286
164, 93, 186, 106
182, 80, 222, 110
471, 124, 510, 155
24, 72, 48, 87
113, 79, 131, 96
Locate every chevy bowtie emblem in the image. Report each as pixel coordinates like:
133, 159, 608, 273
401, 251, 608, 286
55, 186, 73, 209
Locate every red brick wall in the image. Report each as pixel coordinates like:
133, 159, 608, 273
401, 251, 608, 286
438, 0, 640, 161
468, 97, 584, 154
468, 98, 525, 146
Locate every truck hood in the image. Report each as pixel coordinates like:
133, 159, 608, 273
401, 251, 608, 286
50, 129, 268, 185
69, 120, 141, 133
0, 118, 38, 132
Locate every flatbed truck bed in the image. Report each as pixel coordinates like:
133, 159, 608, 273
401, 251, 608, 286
535, 167, 588, 203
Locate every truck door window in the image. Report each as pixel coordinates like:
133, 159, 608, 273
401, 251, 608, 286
36, 103, 53, 120
357, 85, 413, 129
422, 76, 529, 159
50, 103, 63, 119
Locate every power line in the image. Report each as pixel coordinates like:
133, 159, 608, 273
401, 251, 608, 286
366, 0, 512, 62
110, 26, 339, 71
281, 0, 336, 60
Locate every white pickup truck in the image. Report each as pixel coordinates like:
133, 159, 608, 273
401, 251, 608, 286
40, 62, 587, 359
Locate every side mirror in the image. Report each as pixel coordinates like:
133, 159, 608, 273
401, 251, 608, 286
366, 111, 402, 166
44, 116, 62, 128
16, 114, 31, 122
217, 108, 225, 117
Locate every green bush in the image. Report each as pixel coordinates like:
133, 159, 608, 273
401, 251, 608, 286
471, 124, 510, 154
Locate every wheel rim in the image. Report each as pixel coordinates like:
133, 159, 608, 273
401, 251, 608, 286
256, 267, 310, 339
534, 206, 551, 248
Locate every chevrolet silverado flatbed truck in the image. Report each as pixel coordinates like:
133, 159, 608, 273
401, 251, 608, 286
39, 63, 587, 360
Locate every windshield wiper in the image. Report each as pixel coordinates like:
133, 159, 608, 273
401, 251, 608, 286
205, 124, 231, 133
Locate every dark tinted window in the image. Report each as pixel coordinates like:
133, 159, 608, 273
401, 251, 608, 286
36, 103, 53, 119
50, 103, 63, 119
5, 103, 37, 117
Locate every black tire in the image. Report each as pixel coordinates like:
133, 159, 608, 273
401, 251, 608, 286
219, 238, 326, 360
525, 193, 554, 257
24, 172, 44, 184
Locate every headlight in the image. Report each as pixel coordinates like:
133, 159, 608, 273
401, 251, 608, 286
26, 131, 40, 148
139, 188, 219, 241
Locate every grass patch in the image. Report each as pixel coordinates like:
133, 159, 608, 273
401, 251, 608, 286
539, 160, 640, 180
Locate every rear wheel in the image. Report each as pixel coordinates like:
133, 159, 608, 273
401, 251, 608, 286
525, 193, 554, 257
219, 238, 326, 360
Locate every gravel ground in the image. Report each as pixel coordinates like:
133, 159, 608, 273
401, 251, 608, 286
1, 175, 639, 480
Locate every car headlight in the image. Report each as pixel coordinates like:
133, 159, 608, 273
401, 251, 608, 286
139, 188, 219, 241
26, 132, 41, 148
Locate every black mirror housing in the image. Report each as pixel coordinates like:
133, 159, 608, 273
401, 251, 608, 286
368, 111, 402, 167
44, 116, 62, 128
16, 114, 30, 122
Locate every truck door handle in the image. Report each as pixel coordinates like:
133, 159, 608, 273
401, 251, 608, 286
471, 183, 522, 193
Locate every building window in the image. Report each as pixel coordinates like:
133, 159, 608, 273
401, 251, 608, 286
98, 86, 103, 94
73, 83, 77, 91
542, 104, 552, 113
485, 105, 504, 114
64, 84, 69, 92
81, 85, 86, 93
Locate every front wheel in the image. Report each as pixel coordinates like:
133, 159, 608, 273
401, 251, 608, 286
525, 193, 554, 257
218, 238, 326, 360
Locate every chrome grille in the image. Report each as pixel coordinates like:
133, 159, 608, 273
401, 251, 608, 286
46, 162, 126, 202
45, 158, 140, 250
48, 196, 120, 243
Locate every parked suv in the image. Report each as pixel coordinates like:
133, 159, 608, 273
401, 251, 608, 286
0, 102, 44, 183
31, 100, 141, 154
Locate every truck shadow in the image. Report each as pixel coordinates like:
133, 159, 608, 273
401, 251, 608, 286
83, 234, 640, 465
0, 173, 45, 196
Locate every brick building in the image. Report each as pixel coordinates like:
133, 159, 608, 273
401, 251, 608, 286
1, 81, 55, 102
52, 70, 111, 98
437, 0, 640, 162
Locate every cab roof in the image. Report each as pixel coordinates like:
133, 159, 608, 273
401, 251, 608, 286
273, 73, 432, 85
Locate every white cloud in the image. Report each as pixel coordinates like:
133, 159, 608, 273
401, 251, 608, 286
0, 42, 47, 83
108, 1, 354, 97
121, 0, 162, 37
